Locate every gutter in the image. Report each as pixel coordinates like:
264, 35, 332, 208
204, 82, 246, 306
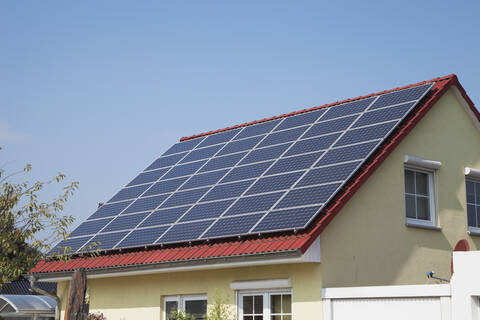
30, 275, 61, 320
33, 242, 322, 282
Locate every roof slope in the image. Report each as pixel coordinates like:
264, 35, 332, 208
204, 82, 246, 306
0, 277, 56, 295
31, 74, 479, 275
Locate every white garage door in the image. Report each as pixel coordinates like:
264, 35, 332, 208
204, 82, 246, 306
331, 297, 442, 320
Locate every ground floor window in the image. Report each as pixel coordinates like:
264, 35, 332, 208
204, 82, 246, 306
164, 295, 207, 320
238, 290, 292, 320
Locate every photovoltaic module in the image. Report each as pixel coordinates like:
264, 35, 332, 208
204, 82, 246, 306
53, 82, 434, 254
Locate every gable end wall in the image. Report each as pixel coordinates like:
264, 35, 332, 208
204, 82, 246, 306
320, 88, 480, 287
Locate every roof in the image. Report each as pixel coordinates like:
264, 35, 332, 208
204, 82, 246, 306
31, 74, 480, 276
0, 277, 56, 295
0, 294, 56, 316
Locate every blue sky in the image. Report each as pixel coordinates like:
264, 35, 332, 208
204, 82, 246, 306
2, 1, 479, 236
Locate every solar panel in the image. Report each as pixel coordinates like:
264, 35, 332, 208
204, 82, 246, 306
102, 212, 149, 232
158, 220, 213, 243
180, 199, 234, 222
235, 119, 281, 139
145, 152, 186, 171
203, 213, 264, 238
58, 82, 434, 254
181, 169, 228, 189
139, 206, 191, 227
224, 192, 284, 216
274, 109, 326, 131
163, 137, 203, 156
197, 128, 241, 148
144, 177, 188, 196
123, 194, 168, 214
253, 206, 322, 232
117, 226, 169, 248
220, 161, 273, 183
127, 168, 168, 187
265, 152, 323, 175
108, 184, 152, 202
70, 218, 112, 237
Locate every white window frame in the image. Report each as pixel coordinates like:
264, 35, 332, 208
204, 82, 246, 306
238, 289, 292, 320
164, 294, 207, 320
404, 165, 439, 229
465, 175, 480, 236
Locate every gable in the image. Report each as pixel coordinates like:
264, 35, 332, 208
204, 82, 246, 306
319, 87, 480, 286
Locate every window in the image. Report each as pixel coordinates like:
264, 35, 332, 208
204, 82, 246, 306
164, 295, 207, 320
404, 167, 437, 227
466, 179, 480, 232
239, 291, 292, 320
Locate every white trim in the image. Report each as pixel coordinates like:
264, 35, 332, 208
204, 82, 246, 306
465, 167, 480, 179
322, 284, 451, 299
163, 294, 207, 320
467, 226, 480, 236
36, 252, 318, 282
404, 155, 442, 170
238, 289, 292, 320
406, 218, 442, 230
230, 279, 291, 290
404, 166, 439, 227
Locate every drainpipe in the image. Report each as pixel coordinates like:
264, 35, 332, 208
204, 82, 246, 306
29, 275, 61, 320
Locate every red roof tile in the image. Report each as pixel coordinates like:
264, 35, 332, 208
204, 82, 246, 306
31, 74, 479, 276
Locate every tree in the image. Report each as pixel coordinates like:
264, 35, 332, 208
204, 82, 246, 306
0, 147, 78, 287
206, 291, 234, 320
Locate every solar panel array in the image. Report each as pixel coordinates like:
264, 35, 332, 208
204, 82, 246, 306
53, 83, 434, 254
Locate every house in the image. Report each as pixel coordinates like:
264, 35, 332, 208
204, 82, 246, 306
30, 74, 480, 320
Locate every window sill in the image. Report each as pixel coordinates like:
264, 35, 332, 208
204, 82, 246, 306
405, 220, 442, 231
468, 227, 480, 236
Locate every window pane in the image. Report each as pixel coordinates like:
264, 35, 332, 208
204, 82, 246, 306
405, 194, 416, 218
244, 316, 253, 320
283, 316, 292, 320
467, 204, 476, 227
282, 295, 292, 313
404, 170, 415, 194
466, 181, 476, 204
185, 300, 207, 320
415, 172, 429, 196
166, 301, 178, 320
254, 316, 264, 320
271, 316, 281, 320
476, 183, 480, 203
416, 197, 430, 220
271, 295, 282, 314
476, 205, 480, 228
254, 295, 263, 314
243, 296, 253, 314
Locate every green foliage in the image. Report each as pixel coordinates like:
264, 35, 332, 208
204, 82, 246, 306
0, 146, 78, 287
87, 312, 107, 320
168, 310, 196, 320
206, 291, 235, 320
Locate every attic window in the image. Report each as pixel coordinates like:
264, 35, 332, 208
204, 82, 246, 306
404, 166, 438, 229
465, 168, 480, 235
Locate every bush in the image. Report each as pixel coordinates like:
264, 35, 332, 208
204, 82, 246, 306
88, 312, 107, 320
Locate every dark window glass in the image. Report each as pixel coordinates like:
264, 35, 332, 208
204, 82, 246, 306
166, 301, 178, 320
185, 299, 207, 320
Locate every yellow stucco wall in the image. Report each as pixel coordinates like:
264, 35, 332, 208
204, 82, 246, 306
320, 88, 480, 287
55, 87, 480, 319
57, 263, 322, 320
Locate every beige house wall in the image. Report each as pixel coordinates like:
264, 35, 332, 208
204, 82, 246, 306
320, 88, 480, 287
57, 262, 322, 320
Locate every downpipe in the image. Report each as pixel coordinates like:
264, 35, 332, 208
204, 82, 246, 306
29, 275, 61, 320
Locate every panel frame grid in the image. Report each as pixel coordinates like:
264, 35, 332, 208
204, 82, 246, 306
62, 82, 434, 254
